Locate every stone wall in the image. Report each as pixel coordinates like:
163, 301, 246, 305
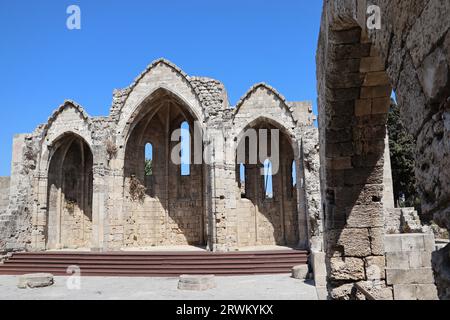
0, 133, 38, 252
317, 0, 450, 300
0, 177, 10, 214
385, 234, 438, 300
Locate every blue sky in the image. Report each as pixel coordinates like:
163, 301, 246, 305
0, 0, 323, 176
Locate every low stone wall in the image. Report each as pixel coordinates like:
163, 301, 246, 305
0, 177, 10, 214
384, 234, 438, 300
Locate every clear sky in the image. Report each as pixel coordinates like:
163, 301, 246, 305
0, 0, 323, 176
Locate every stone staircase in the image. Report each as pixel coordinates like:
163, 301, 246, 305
0, 250, 308, 277
400, 208, 424, 233
385, 207, 424, 234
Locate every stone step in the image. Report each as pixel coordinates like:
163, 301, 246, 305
0, 250, 309, 277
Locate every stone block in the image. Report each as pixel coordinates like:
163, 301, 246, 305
364, 255, 386, 281
386, 252, 410, 269
386, 268, 435, 285
329, 43, 371, 60
356, 281, 393, 300
363, 72, 390, 87
329, 59, 360, 74
360, 56, 385, 73
329, 28, 361, 45
423, 234, 435, 252
346, 204, 384, 228
355, 99, 371, 116
416, 284, 439, 300
409, 251, 432, 268
292, 265, 309, 280
383, 235, 402, 252
393, 284, 416, 300
394, 284, 438, 300
369, 227, 385, 256
360, 85, 391, 99
311, 251, 327, 287
330, 283, 361, 300
178, 275, 216, 291
326, 228, 372, 257
330, 257, 365, 281
401, 234, 425, 252
371, 97, 391, 114
326, 157, 352, 170
18, 273, 54, 289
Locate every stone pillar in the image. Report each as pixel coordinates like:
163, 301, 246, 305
299, 127, 322, 251
33, 171, 48, 250
91, 164, 107, 251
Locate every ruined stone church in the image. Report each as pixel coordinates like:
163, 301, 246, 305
0, 58, 320, 253
1, 0, 449, 301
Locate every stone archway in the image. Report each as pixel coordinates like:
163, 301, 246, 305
318, 0, 450, 300
122, 88, 206, 248
46, 133, 93, 250
234, 118, 301, 248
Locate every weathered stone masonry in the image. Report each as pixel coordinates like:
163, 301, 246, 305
1, 0, 447, 301
0, 178, 9, 215
0, 58, 321, 254
318, 0, 449, 299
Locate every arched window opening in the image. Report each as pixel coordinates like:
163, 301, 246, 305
263, 159, 273, 199
145, 143, 153, 176
180, 121, 190, 176
144, 142, 154, 194
239, 163, 246, 198
288, 160, 296, 199
292, 160, 296, 187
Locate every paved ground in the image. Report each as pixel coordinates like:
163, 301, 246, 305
0, 274, 318, 300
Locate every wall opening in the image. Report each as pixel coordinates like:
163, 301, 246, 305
144, 142, 154, 195
235, 118, 299, 247
239, 163, 246, 198
288, 160, 296, 199
180, 121, 190, 176
145, 142, 153, 176
263, 159, 274, 200
123, 88, 205, 247
46, 134, 93, 250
